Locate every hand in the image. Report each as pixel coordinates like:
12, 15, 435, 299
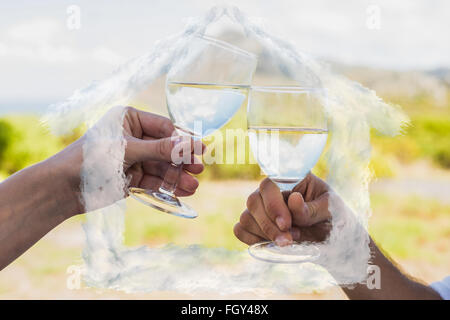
121, 106, 204, 197
233, 173, 332, 246
59, 106, 205, 213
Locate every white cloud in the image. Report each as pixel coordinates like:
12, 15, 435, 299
92, 47, 125, 66
0, 19, 80, 62
6, 19, 60, 45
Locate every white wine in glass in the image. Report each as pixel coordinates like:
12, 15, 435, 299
167, 82, 248, 138
247, 86, 328, 263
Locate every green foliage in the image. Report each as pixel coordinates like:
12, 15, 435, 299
373, 91, 450, 169
0, 116, 62, 174
372, 114, 450, 169
411, 116, 450, 168
0, 115, 83, 175
0, 88, 449, 180
0, 119, 13, 163
369, 193, 450, 262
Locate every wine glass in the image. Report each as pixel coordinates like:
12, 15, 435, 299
247, 86, 328, 263
129, 35, 257, 219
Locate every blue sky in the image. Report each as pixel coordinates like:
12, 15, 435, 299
0, 0, 449, 112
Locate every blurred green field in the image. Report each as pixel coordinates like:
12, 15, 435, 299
1, 93, 449, 180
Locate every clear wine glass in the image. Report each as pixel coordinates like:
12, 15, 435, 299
129, 35, 257, 218
247, 86, 328, 263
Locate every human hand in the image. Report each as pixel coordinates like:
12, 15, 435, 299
121, 106, 204, 197
233, 173, 332, 246
57, 106, 204, 214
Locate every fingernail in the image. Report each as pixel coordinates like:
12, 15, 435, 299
276, 217, 286, 230
275, 235, 290, 247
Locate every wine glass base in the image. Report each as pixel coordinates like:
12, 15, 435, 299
129, 187, 198, 219
248, 241, 320, 264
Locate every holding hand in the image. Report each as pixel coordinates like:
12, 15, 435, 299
121, 106, 204, 197
59, 106, 206, 213
234, 173, 332, 246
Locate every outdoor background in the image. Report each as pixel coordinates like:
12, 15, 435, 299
0, 0, 449, 299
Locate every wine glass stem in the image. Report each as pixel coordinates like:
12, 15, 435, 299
158, 162, 182, 196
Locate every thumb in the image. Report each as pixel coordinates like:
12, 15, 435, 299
126, 136, 176, 163
288, 192, 330, 227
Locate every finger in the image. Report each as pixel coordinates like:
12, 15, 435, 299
292, 172, 312, 195
176, 172, 199, 194
170, 136, 205, 165
239, 209, 266, 239
126, 162, 144, 187
135, 108, 175, 138
290, 221, 332, 243
288, 192, 331, 227
126, 136, 174, 163
141, 162, 200, 193
188, 153, 205, 167
183, 161, 204, 174
292, 173, 329, 201
138, 174, 197, 197
173, 188, 195, 197
128, 134, 202, 164
143, 135, 206, 157
259, 178, 292, 231
143, 160, 204, 177
246, 190, 292, 246
175, 137, 205, 156
192, 138, 207, 155
233, 223, 266, 246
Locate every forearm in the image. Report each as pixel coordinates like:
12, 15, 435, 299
0, 140, 82, 270
342, 237, 442, 300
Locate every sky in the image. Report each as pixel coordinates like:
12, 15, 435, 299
0, 0, 449, 112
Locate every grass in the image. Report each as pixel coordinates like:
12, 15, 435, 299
369, 194, 450, 263
124, 180, 253, 251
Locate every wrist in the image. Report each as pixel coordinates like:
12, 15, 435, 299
45, 137, 85, 217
